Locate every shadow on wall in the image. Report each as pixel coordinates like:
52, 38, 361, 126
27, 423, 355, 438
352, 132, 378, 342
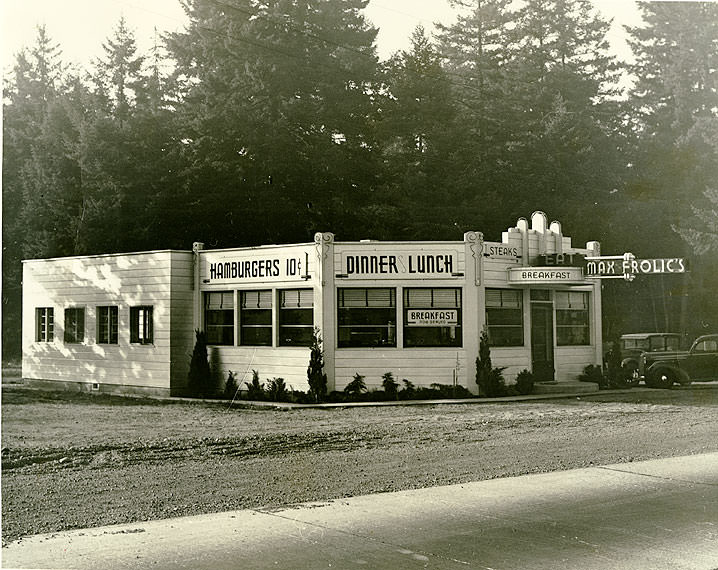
22, 251, 195, 394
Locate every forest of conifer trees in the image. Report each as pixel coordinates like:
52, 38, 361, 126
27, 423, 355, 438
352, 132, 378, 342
3, 0, 718, 359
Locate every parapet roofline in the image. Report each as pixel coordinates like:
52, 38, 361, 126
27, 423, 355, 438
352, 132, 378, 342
22, 249, 192, 264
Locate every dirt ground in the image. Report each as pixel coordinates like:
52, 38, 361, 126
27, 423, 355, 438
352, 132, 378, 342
3, 385, 718, 545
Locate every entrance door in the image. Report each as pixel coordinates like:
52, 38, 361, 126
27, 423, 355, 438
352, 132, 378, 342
531, 303, 555, 382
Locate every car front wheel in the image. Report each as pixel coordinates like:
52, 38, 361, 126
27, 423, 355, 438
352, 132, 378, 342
648, 368, 675, 389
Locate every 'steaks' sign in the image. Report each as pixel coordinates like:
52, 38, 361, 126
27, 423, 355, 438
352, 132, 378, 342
586, 257, 687, 278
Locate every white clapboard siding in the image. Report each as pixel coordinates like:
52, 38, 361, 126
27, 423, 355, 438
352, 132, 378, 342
209, 346, 313, 392
169, 253, 196, 395
334, 349, 467, 391
555, 346, 598, 382
22, 251, 193, 394
490, 347, 532, 383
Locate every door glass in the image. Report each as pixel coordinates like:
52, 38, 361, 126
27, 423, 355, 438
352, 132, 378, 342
531, 303, 554, 382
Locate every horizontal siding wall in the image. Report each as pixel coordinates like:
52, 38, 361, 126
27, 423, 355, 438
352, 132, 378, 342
335, 349, 467, 392
490, 347, 532, 384
209, 346, 313, 392
555, 347, 598, 382
169, 253, 196, 395
22, 251, 187, 391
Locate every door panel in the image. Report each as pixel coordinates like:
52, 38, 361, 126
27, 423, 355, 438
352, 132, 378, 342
531, 304, 554, 382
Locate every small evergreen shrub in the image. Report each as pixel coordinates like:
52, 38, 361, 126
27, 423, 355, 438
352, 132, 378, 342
515, 369, 535, 396
188, 330, 213, 398
307, 328, 328, 403
382, 372, 399, 400
223, 370, 239, 400
245, 370, 265, 400
266, 377, 288, 402
344, 373, 367, 396
475, 326, 507, 397
399, 379, 416, 400
578, 365, 607, 388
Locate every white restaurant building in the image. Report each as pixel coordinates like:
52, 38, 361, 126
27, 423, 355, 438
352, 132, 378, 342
22, 212, 604, 397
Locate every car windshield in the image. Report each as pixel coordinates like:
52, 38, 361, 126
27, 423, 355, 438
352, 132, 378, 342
649, 336, 680, 351
622, 339, 649, 350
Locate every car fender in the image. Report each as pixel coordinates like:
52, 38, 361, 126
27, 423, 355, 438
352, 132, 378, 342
646, 362, 690, 383
621, 357, 638, 369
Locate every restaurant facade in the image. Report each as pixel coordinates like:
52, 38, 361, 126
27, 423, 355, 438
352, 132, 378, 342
22, 212, 603, 396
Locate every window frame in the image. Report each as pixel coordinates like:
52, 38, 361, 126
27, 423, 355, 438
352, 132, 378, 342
337, 287, 397, 348
130, 306, 154, 345
403, 287, 462, 348
278, 288, 314, 347
239, 289, 273, 347
97, 305, 119, 345
204, 291, 235, 346
485, 288, 524, 347
35, 307, 54, 342
63, 307, 85, 344
555, 291, 590, 346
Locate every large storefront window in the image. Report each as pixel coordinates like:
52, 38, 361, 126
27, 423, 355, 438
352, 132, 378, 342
279, 289, 314, 346
556, 291, 589, 345
240, 290, 272, 346
403, 288, 462, 347
205, 291, 234, 345
486, 289, 523, 346
338, 288, 396, 348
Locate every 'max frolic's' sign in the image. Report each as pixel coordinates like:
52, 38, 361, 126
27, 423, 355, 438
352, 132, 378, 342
340, 251, 461, 278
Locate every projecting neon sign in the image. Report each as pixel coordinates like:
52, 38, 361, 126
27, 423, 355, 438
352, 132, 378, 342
585, 254, 687, 281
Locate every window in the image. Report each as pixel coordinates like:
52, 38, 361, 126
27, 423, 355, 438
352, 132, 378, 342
486, 289, 523, 346
403, 288, 461, 347
64, 307, 85, 344
240, 290, 272, 346
338, 288, 396, 348
35, 308, 54, 342
130, 306, 153, 344
205, 291, 234, 345
97, 306, 119, 344
279, 289, 314, 346
556, 291, 590, 346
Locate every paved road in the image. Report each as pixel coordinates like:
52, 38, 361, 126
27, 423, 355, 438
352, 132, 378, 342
4, 453, 718, 570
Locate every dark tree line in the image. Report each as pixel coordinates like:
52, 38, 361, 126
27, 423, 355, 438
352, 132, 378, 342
3, 0, 718, 359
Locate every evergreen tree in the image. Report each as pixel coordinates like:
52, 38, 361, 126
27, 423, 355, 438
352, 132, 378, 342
621, 1, 718, 336
307, 329, 328, 402
378, 26, 458, 238
166, 0, 381, 246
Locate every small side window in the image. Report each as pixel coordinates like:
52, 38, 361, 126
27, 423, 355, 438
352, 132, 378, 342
35, 307, 54, 342
130, 306, 154, 344
64, 307, 85, 344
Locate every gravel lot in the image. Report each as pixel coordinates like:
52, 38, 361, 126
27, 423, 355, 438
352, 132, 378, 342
3, 385, 718, 545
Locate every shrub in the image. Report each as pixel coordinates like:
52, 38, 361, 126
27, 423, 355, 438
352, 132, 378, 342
245, 370, 265, 400
223, 370, 239, 400
475, 327, 507, 397
399, 379, 416, 400
578, 365, 608, 388
515, 369, 535, 396
266, 377, 289, 402
382, 372, 399, 400
307, 328, 328, 403
344, 373, 367, 397
188, 330, 213, 398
